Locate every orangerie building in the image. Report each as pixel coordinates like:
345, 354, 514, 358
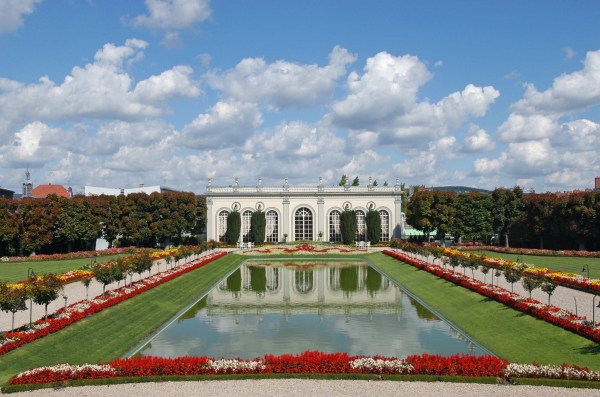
205, 177, 405, 243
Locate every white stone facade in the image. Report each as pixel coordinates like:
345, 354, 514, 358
205, 178, 404, 243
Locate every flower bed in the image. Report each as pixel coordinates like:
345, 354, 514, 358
0, 251, 227, 356
1, 247, 143, 263
237, 243, 356, 256
7, 351, 506, 384
383, 250, 600, 343
8, 350, 600, 386
459, 246, 600, 258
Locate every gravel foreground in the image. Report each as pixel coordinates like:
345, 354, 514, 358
5, 380, 600, 397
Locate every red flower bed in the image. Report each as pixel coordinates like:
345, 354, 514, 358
3, 247, 144, 263
0, 252, 227, 356
8, 351, 508, 385
383, 250, 600, 343
459, 246, 600, 258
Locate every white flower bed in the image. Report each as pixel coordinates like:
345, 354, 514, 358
349, 358, 413, 374
13, 363, 116, 380
207, 359, 266, 373
504, 363, 600, 380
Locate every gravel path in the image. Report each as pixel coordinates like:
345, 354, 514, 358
5, 379, 600, 396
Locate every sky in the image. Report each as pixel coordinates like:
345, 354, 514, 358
1, 0, 600, 195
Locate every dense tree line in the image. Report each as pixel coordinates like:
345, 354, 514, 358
0, 192, 207, 256
407, 188, 600, 251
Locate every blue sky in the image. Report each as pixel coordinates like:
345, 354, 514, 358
1, 0, 599, 194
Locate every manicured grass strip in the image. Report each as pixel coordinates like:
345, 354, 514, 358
365, 253, 600, 370
480, 250, 600, 277
0, 254, 245, 385
0, 254, 129, 284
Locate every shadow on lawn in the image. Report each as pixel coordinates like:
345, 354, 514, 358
577, 343, 600, 355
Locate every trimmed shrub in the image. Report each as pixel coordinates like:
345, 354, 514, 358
250, 210, 266, 244
226, 211, 241, 244
340, 210, 357, 244
365, 210, 382, 244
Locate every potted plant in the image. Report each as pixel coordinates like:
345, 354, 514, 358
318, 231, 323, 241
283, 233, 288, 243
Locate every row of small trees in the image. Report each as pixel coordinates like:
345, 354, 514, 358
394, 241, 558, 306
407, 187, 600, 251
0, 192, 207, 256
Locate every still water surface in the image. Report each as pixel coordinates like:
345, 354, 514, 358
137, 261, 485, 358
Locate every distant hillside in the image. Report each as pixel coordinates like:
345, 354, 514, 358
431, 186, 492, 194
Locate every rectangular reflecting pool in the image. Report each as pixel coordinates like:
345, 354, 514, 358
134, 260, 486, 359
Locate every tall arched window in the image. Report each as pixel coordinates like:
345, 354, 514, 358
294, 270, 314, 294
329, 210, 342, 242
295, 207, 313, 240
242, 210, 253, 242
218, 211, 229, 242
356, 210, 366, 241
379, 210, 390, 242
266, 210, 278, 242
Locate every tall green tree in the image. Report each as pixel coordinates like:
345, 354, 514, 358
407, 190, 436, 239
522, 193, 558, 249
121, 193, 153, 247
352, 176, 360, 186
432, 191, 457, 242
340, 210, 357, 244
55, 196, 100, 252
450, 192, 493, 244
89, 194, 122, 248
250, 210, 266, 244
338, 175, 348, 186
556, 191, 597, 251
226, 211, 241, 244
491, 186, 525, 248
365, 210, 382, 244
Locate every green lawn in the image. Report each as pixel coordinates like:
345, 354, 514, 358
0, 254, 245, 384
480, 250, 600, 277
365, 252, 600, 369
0, 255, 129, 284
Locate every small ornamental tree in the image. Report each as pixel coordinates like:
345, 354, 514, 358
365, 210, 382, 244
522, 275, 542, 299
503, 270, 522, 293
92, 263, 114, 299
0, 281, 29, 333
111, 258, 128, 288
541, 280, 558, 306
250, 210, 266, 245
226, 211, 241, 244
29, 273, 64, 320
480, 265, 491, 283
340, 210, 357, 244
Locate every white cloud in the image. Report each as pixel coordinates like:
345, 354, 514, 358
511, 50, 600, 117
161, 31, 182, 48
459, 124, 495, 153
544, 170, 591, 188
180, 101, 263, 149
132, 0, 211, 30
0, 40, 201, 134
205, 46, 356, 110
0, 122, 63, 167
88, 120, 176, 156
197, 53, 212, 66
329, 51, 499, 149
0, 0, 43, 34
563, 47, 576, 59
472, 153, 507, 176
434, 60, 443, 68
497, 114, 558, 143
504, 70, 522, 79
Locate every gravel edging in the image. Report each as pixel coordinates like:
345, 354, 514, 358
4, 379, 600, 397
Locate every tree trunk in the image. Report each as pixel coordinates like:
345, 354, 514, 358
539, 235, 544, 250
45, 304, 48, 321
579, 242, 586, 251
12, 312, 15, 333
504, 234, 509, 248
67, 240, 72, 253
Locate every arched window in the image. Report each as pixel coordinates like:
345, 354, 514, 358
379, 210, 390, 242
242, 210, 253, 242
267, 267, 280, 292
329, 210, 342, 242
295, 207, 313, 240
294, 270, 314, 294
266, 210, 278, 242
356, 210, 366, 241
218, 211, 229, 242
